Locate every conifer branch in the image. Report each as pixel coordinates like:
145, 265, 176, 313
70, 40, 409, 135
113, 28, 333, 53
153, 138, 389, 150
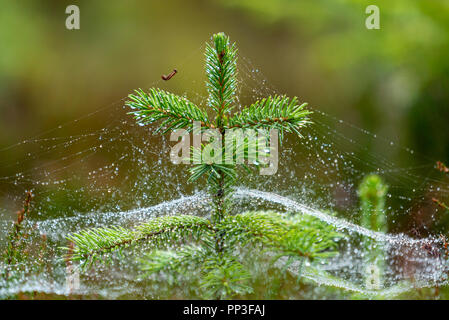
65, 215, 212, 268
267, 214, 343, 283
127, 88, 213, 133
218, 211, 343, 263
140, 245, 209, 276
205, 33, 238, 117
200, 255, 253, 299
217, 211, 288, 246
228, 95, 312, 141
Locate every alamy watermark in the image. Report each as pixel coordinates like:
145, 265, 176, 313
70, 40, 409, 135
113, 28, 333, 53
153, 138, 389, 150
365, 5, 380, 30
65, 5, 80, 30
170, 122, 279, 175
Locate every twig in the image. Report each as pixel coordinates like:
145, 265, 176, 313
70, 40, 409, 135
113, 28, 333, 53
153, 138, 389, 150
432, 198, 449, 211
436, 161, 449, 173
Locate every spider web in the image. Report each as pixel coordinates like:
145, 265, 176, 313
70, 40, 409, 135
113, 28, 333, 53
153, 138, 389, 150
0, 46, 449, 298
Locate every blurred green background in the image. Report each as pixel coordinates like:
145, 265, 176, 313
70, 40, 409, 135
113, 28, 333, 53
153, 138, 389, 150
1, 0, 449, 162
0, 0, 449, 230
